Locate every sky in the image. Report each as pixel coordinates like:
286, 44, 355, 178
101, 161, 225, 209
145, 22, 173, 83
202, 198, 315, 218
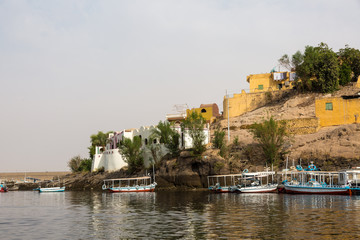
1, 0, 360, 172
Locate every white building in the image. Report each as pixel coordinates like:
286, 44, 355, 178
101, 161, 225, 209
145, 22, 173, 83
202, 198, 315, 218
91, 124, 210, 172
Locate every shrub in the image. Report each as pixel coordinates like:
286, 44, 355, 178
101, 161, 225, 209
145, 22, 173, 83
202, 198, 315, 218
250, 116, 289, 166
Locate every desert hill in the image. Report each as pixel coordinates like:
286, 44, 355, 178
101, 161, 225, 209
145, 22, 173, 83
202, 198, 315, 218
214, 84, 360, 171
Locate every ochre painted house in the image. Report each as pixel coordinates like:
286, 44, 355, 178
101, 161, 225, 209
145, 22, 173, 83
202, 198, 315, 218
247, 71, 296, 93
316, 95, 360, 127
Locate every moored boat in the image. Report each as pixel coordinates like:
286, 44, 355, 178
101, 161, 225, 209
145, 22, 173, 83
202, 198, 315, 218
284, 181, 350, 195
207, 174, 242, 193
284, 170, 350, 195
238, 171, 278, 193
38, 186, 65, 193
0, 183, 8, 192
102, 176, 156, 193
339, 168, 360, 195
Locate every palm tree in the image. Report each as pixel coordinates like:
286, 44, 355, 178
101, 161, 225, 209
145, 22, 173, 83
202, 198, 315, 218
88, 131, 113, 159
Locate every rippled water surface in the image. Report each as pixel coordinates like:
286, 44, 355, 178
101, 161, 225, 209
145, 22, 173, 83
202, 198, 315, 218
1, 191, 360, 239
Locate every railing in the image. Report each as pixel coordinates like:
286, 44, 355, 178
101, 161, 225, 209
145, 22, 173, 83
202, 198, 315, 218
286, 182, 349, 188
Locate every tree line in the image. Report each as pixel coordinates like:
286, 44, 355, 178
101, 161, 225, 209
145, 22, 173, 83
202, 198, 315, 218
279, 43, 360, 93
68, 111, 207, 173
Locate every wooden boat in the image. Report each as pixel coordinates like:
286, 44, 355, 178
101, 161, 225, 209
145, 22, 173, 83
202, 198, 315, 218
102, 176, 156, 193
284, 170, 350, 195
238, 171, 278, 193
38, 186, 65, 193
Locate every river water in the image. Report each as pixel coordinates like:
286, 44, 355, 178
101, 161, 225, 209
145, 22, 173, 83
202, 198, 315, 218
1, 191, 360, 239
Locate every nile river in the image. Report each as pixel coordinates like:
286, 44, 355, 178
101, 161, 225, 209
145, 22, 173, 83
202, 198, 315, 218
1, 191, 360, 239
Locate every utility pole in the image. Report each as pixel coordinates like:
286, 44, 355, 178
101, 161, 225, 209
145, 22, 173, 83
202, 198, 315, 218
226, 90, 230, 142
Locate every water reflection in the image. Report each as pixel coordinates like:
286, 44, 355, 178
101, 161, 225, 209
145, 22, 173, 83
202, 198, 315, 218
2, 191, 360, 239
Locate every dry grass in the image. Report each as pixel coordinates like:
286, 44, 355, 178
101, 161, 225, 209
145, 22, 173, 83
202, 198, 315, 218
0, 171, 70, 181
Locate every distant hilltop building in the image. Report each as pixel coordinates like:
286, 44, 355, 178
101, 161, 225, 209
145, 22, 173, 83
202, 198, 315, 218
223, 71, 295, 118
166, 103, 220, 124
247, 71, 296, 93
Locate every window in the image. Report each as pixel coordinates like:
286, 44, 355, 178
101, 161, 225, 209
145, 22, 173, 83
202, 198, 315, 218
258, 85, 263, 90
325, 102, 333, 110
145, 138, 148, 145
201, 109, 207, 113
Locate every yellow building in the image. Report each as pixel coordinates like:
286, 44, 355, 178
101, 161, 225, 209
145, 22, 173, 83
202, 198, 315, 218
247, 72, 296, 93
223, 89, 290, 118
186, 103, 220, 123
315, 95, 360, 127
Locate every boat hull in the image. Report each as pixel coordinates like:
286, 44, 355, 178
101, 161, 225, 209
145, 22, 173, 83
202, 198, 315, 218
350, 188, 360, 195
239, 185, 278, 193
107, 185, 156, 193
210, 186, 237, 193
284, 185, 350, 195
38, 187, 65, 193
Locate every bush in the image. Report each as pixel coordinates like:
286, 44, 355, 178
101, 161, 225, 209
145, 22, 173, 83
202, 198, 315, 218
214, 161, 225, 174
68, 155, 92, 173
213, 128, 226, 149
182, 111, 206, 155
250, 116, 289, 166
233, 136, 239, 146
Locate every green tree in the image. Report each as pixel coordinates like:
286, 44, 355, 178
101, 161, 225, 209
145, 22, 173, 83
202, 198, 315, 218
68, 155, 92, 173
338, 45, 360, 82
212, 127, 227, 157
119, 136, 144, 173
296, 43, 339, 93
339, 63, 352, 86
250, 116, 289, 166
151, 121, 180, 157
88, 131, 113, 159
78, 159, 92, 172
182, 111, 206, 155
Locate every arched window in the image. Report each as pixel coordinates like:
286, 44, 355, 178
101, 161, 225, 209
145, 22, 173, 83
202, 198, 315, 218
201, 109, 207, 113
145, 138, 148, 145
153, 139, 157, 144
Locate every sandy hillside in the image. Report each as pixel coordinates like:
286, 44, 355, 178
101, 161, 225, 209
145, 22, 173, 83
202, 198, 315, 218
214, 84, 360, 170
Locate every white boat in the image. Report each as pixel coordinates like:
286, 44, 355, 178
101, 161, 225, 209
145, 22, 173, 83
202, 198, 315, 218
335, 168, 360, 195
102, 176, 156, 193
38, 186, 65, 193
238, 171, 278, 193
207, 174, 242, 193
284, 170, 350, 195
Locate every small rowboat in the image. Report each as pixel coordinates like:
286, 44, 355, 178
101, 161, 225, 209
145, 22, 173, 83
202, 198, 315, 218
38, 187, 65, 193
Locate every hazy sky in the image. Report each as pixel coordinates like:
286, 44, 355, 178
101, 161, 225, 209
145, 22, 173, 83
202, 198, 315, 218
1, 0, 359, 172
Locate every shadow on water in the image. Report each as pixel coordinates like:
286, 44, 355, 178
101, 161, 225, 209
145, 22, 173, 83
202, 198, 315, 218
2, 191, 360, 239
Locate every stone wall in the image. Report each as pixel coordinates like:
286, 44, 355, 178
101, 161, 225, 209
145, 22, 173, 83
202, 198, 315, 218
223, 89, 292, 118
283, 118, 320, 135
